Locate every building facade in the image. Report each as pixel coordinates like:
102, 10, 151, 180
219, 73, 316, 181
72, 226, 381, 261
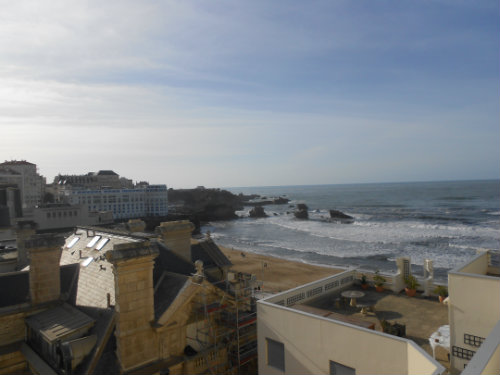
32, 204, 113, 231
0, 222, 257, 375
257, 271, 444, 375
448, 250, 500, 373
0, 160, 45, 211
64, 185, 168, 219
53, 170, 133, 193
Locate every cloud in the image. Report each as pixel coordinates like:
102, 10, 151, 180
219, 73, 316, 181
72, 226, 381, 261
0, 1, 498, 186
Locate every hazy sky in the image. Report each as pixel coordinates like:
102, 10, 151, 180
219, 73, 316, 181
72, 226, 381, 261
1, 1, 498, 188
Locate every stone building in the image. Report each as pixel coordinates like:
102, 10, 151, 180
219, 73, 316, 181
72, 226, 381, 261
0, 221, 257, 374
31, 204, 113, 231
0, 161, 45, 212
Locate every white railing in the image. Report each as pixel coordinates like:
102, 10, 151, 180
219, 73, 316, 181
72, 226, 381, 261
265, 270, 357, 307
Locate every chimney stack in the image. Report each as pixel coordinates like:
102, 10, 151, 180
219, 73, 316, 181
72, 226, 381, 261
26, 234, 64, 305
155, 220, 194, 262
106, 241, 159, 372
15, 220, 37, 269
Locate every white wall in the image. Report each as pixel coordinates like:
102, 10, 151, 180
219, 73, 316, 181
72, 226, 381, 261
257, 301, 443, 375
448, 253, 500, 372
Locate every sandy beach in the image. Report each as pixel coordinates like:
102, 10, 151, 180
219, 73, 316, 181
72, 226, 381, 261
218, 244, 345, 293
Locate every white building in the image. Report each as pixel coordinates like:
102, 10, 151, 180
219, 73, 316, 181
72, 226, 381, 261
0, 160, 45, 211
257, 250, 500, 375
53, 170, 133, 195
64, 185, 168, 220
257, 270, 444, 375
448, 250, 500, 373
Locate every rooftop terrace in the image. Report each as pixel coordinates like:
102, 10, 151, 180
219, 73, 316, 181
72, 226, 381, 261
264, 269, 450, 372
305, 286, 450, 368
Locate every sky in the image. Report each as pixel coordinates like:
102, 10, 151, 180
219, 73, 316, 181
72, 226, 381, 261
1, 1, 498, 188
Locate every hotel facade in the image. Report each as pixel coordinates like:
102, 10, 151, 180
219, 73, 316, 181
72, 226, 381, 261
64, 184, 168, 219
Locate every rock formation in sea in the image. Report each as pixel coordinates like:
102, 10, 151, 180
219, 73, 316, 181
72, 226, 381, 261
329, 209, 354, 223
249, 205, 267, 218
294, 203, 309, 219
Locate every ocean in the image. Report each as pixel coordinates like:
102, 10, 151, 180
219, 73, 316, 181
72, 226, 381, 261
202, 180, 500, 282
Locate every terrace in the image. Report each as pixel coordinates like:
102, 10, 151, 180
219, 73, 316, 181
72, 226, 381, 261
303, 285, 450, 368
261, 268, 449, 374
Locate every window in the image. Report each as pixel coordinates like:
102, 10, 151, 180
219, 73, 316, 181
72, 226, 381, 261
330, 360, 355, 375
87, 236, 101, 248
67, 237, 80, 249
266, 338, 284, 371
452, 346, 475, 360
464, 333, 485, 347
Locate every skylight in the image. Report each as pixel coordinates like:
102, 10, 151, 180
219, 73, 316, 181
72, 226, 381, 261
95, 238, 109, 251
86, 236, 101, 248
82, 257, 93, 267
67, 237, 80, 249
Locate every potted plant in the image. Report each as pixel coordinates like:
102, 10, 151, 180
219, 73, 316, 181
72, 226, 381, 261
433, 285, 448, 303
373, 271, 386, 292
404, 275, 420, 297
360, 274, 369, 290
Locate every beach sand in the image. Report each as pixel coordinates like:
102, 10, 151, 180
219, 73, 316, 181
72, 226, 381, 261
218, 245, 345, 293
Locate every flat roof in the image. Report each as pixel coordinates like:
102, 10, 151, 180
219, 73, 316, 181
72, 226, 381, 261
25, 304, 95, 343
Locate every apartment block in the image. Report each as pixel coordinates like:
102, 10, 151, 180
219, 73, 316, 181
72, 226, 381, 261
0, 161, 45, 211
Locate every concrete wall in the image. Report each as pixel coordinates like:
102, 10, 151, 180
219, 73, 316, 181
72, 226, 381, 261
455, 252, 489, 275
462, 321, 500, 375
257, 301, 443, 375
448, 263, 500, 372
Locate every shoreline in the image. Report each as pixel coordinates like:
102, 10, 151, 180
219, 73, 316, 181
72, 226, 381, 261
218, 244, 346, 293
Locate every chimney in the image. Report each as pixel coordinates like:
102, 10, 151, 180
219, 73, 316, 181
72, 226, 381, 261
155, 220, 194, 262
126, 219, 146, 233
26, 234, 64, 305
15, 220, 37, 269
106, 241, 159, 372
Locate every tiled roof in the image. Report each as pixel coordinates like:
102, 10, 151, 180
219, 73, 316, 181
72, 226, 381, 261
60, 228, 142, 309
191, 239, 232, 268
153, 242, 196, 278
154, 272, 190, 320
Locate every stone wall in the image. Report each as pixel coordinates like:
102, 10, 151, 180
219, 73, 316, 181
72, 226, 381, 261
156, 220, 194, 263
107, 242, 160, 372
0, 349, 26, 374
26, 234, 64, 305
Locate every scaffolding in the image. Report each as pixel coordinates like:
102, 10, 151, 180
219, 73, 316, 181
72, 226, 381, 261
191, 272, 258, 374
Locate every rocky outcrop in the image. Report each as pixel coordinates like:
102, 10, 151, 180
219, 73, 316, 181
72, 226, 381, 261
294, 204, 309, 219
329, 209, 354, 223
243, 196, 290, 206
249, 206, 267, 218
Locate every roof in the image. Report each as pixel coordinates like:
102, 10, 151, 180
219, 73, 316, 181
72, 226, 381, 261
0, 264, 79, 309
0, 160, 35, 166
154, 272, 190, 320
191, 239, 232, 268
60, 227, 142, 309
97, 170, 118, 176
153, 241, 196, 278
25, 303, 95, 343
